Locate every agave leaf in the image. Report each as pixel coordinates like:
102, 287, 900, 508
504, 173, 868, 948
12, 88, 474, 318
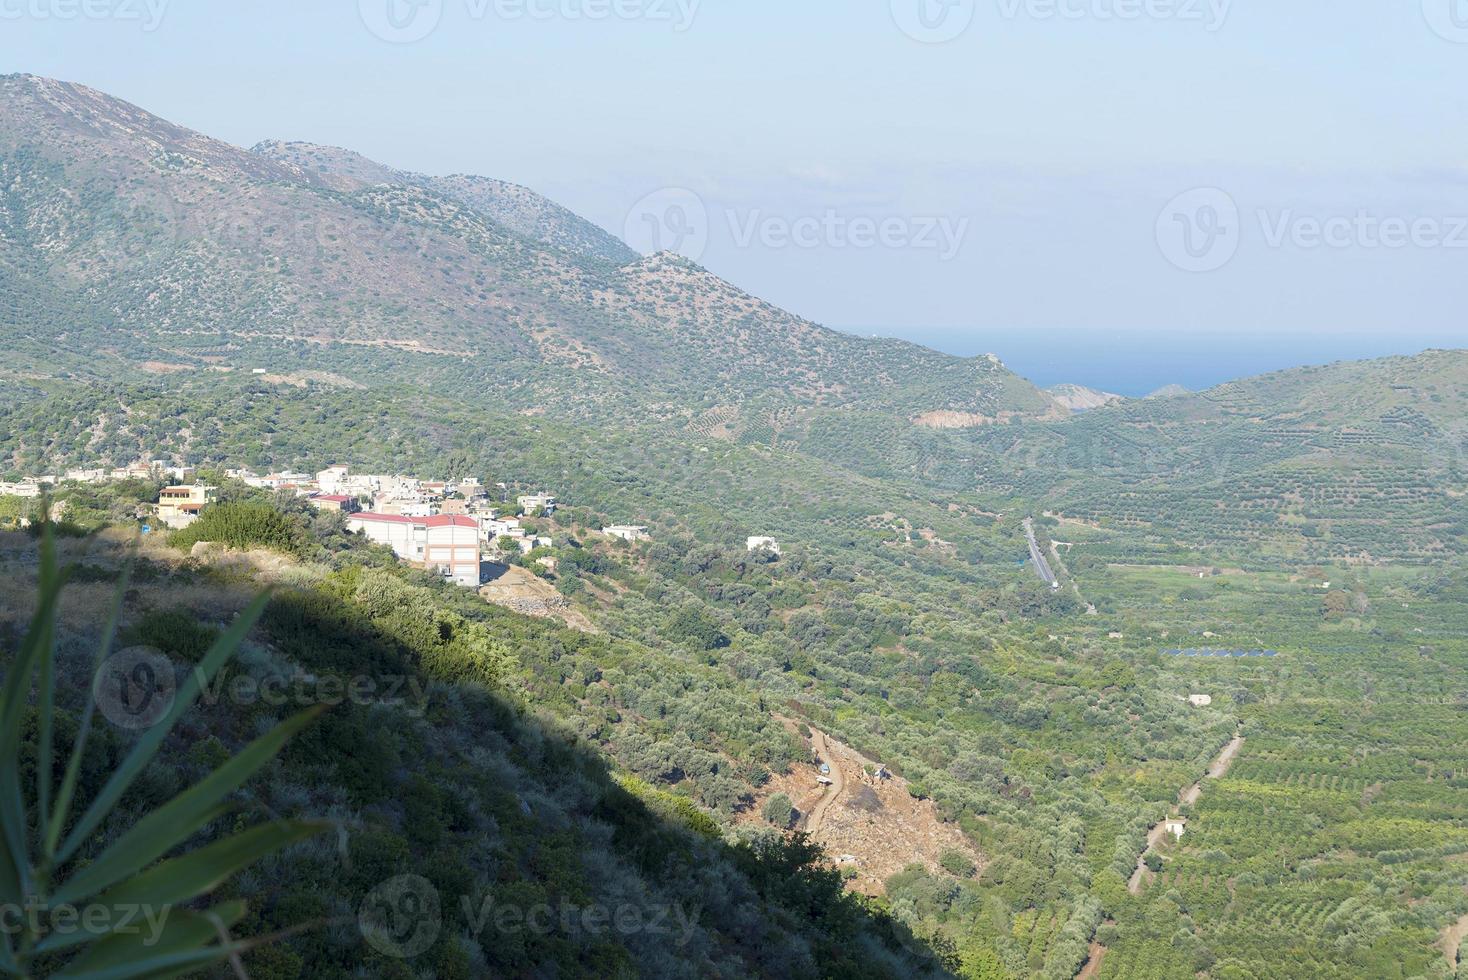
0, 523, 64, 904
46, 562, 133, 860
53, 706, 325, 906
56, 591, 273, 866
51, 900, 248, 980
36, 819, 331, 956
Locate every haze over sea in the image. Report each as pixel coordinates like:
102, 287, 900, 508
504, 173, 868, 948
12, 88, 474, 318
846, 327, 1465, 398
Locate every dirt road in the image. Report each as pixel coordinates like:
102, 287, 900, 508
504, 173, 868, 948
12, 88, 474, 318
1439, 909, 1468, 974
1129, 733, 1244, 894
800, 730, 846, 833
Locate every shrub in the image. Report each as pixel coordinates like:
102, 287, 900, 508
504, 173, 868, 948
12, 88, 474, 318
171, 501, 303, 554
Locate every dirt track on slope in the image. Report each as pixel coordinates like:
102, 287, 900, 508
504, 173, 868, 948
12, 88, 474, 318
800, 731, 846, 833
1129, 733, 1244, 894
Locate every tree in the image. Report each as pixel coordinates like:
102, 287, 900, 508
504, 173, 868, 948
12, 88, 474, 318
762, 793, 794, 827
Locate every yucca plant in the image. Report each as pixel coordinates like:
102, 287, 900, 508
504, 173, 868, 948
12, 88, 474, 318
1, 525, 330, 978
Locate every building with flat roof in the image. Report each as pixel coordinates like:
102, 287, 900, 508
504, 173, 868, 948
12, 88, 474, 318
347, 513, 481, 588
156, 485, 217, 530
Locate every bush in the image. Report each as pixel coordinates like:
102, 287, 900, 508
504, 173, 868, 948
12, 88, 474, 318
172, 501, 304, 554
762, 792, 795, 827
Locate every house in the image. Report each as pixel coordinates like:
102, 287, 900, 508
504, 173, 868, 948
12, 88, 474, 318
747, 536, 782, 555
1164, 819, 1187, 840
316, 465, 351, 495
309, 494, 358, 514
156, 485, 217, 530
1188, 694, 1213, 707
518, 493, 557, 514
603, 525, 650, 543
479, 515, 523, 543
347, 513, 481, 588
0, 481, 43, 499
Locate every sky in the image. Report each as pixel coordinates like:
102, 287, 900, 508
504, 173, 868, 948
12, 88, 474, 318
2, 0, 1466, 393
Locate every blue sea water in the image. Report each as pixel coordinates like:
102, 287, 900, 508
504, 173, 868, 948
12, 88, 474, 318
842, 328, 1465, 398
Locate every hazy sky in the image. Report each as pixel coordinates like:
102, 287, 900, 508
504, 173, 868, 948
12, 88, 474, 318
2, 1, 1466, 390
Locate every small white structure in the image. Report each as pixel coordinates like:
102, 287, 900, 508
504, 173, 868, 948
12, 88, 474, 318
603, 525, 650, 543
0, 482, 44, 499
1188, 694, 1214, 708
747, 536, 782, 555
1165, 819, 1187, 840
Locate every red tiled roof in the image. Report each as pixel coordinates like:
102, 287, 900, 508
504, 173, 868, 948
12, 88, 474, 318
348, 513, 477, 529
422, 515, 478, 529
312, 495, 353, 503
348, 512, 416, 525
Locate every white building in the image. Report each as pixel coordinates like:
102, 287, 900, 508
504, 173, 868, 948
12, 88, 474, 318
347, 513, 481, 588
1188, 694, 1213, 708
0, 482, 43, 499
518, 493, 557, 514
603, 525, 650, 543
1165, 819, 1187, 840
316, 465, 351, 496
747, 536, 782, 555
479, 515, 523, 543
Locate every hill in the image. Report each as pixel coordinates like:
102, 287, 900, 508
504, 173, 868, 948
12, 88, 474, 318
1046, 384, 1125, 413
0, 73, 1058, 431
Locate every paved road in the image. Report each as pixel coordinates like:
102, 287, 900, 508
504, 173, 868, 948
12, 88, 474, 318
800, 730, 846, 834
1023, 518, 1059, 587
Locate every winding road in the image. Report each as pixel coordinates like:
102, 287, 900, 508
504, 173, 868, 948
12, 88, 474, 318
800, 730, 846, 834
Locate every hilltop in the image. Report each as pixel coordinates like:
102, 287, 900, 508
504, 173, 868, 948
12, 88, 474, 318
0, 73, 1058, 430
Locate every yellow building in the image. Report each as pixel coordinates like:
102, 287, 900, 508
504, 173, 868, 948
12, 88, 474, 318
156, 485, 217, 530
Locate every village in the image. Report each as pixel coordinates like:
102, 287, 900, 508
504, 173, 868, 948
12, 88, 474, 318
8, 466, 780, 601
4, 460, 787, 594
